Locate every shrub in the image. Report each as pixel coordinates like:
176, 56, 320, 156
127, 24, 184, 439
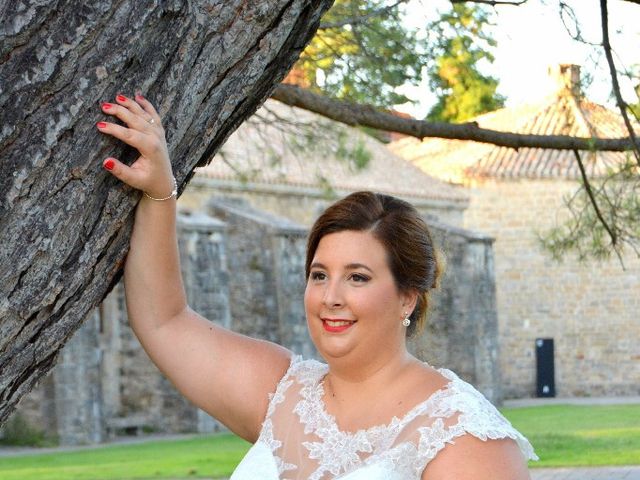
0, 414, 57, 447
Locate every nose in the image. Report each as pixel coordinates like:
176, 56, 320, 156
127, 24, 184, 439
322, 279, 344, 308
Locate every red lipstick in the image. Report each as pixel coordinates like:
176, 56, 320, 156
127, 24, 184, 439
322, 319, 356, 333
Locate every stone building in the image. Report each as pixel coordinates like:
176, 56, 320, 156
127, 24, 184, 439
390, 64, 640, 399
7, 101, 503, 445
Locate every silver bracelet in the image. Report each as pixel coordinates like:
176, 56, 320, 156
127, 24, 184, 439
144, 177, 178, 201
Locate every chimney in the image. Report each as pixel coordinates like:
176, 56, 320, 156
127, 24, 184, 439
548, 64, 581, 97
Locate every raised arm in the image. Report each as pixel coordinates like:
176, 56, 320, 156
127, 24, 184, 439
97, 93, 292, 442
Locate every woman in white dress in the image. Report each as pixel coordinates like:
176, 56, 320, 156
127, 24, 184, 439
97, 93, 537, 479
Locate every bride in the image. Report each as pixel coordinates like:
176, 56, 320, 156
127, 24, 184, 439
96, 93, 536, 479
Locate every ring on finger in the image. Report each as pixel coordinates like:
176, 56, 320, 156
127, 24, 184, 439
147, 117, 155, 124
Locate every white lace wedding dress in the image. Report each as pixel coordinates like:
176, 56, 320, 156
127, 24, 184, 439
230, 356, 537, 480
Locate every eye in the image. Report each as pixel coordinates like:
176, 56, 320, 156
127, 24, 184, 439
310, 271, 327, 281
349, 273, 370, 283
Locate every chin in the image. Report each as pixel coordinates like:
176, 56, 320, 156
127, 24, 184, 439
310, 331, 356, 362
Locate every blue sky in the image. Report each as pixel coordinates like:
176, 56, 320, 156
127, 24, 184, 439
397, 0, 639, 117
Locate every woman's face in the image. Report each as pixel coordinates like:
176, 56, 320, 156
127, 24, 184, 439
304, 229, 415, 365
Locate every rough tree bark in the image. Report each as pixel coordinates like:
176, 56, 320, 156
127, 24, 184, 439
0, 0, 333, 426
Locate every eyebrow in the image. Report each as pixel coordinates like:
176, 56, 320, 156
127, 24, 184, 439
310, 262, 373, 273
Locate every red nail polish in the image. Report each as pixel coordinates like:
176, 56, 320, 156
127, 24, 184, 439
104, 159, 115, 171
97, 121, 107, 128
116, 95, 126, 102
135, 92, 145, 100
102, 102, 112, 110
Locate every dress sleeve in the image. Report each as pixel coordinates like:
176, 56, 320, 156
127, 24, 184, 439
454, 396, 538, 461
263, 354, 303, 421
256, 355, 305, 476
423, 371, 539, 462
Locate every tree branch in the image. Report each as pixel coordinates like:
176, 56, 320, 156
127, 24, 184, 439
319, 0, 409, 29
572, 150, 620, 257
450, 0, 528, 5
271, 84, 637, 151
558, 2, 599, 46
600, 0, 640, 164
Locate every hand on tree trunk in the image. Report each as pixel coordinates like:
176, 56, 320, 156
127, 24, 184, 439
97, 93, 175, 200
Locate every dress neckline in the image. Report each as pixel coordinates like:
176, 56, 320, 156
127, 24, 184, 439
258, 358, 538, 480
309, 363, 458, 437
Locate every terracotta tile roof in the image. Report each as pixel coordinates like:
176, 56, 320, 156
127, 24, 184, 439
389, 80, 638, 183
195, 100, 468, 204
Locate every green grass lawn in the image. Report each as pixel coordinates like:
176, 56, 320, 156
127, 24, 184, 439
502, 404, 640, 468
0, 404, 638, 479
0, 434, 250, 480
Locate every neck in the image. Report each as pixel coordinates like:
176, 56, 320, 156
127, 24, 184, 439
325, 347, 415, 397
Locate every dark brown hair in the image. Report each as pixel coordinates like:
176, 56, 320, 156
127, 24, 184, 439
305, 191, 441, 336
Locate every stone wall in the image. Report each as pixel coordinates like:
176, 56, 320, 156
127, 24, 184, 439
52, 312, 105, 445
272, 229, 317, 359
178, 212, 232, 329
114, 212, 231, 434
8, 312, 106, 445
176, 212, 231, 433
409, 221, 502, 403
463, 179, 640, 398
206, 198, 316, 357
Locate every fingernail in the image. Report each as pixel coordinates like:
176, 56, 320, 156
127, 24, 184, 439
102, 102, 113, 110
116, 94, 126, 102
96, 121, 107, 129
103, 158, 115, 171
135, 91, 145, 100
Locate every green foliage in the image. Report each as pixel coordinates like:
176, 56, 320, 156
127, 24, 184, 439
625, 68, 640, 120
426, 4, 505, 123
0, 414, 56, 447
350, 140, 372, 170
294, 1, 504, 120
336, 133, 371, 170
296, 0, 427, 106
539, 157, 640, 263
241, 111, 374, 184
315, 173, 339, 199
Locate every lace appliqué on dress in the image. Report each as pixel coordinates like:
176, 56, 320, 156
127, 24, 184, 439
252, 359, 537, 479
405, 368, 538, 477
293, 361, 418, 479
258, 355, 303, 475
294, 362, 374, 479
290, 362, 537, 480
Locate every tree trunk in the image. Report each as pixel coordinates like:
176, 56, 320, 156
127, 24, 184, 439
0, 0, 332, 426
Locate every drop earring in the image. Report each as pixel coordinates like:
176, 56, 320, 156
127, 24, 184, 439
402, 312, 410, 327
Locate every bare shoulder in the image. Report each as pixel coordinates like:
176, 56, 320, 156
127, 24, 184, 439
403, 359, 451, 399
421, 434, 531, 480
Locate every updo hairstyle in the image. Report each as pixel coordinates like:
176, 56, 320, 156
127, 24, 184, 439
305, 191, 441, 336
